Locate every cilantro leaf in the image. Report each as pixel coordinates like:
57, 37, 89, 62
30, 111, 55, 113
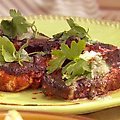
61, 40, 86, 60
60, 43, 73, 60
0, 36, 16, 55
10, 9, 21, 17
0, 53, 5, 63
67, 18, 87, 36
0, 9, 34, 39
49, 18, 91, 84
53, 32, 64, 39
16, 49, 30, 66
16, 40, 30, 64
47, 56, 65, 74
0, 36, 31, 65
47, 50, 66, 74
2, 46, 16, 62
1, 20, 16, 38
0, 36, 16, 63
53, 18, 90, 41
47, 40, 91, 84
62, 59, 90, 78
12, 16, 32, 36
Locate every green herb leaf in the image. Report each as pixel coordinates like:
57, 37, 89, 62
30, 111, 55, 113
10, 9, 21, 17
0, 36, 16, 62
19, 40, 28, 51
47, 56, 65, 74
67, 18, 87, 35
0, 36, 30, 65
50, 18, 91, 83
60, 43, 73, 60
1, 9, 34, 38
12, 16, 32, 36
47, 50, 66, 74
16, 49, 30, 63
53, 32, 64, 39
0, 36, 16, 55
61, 40, 86, 60
1, 20, 16, 39
62, 59, 90, 78
16, 40, 29, 63
47, 39, 91, 84
53, 18, 89, 41
2, 46, 16, 62
0, 53, 5, 63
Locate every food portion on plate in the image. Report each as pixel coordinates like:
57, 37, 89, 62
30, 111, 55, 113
0, 9, 120, 100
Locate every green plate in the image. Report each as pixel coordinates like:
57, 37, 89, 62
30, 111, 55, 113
0, 16, 120, 114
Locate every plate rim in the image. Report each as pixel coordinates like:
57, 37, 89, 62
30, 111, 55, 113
0, 15, 120, 114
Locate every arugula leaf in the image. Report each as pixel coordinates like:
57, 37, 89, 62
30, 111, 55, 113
1, 9, 34, 39
0, 36, 30, 65
53, 18, 89, 41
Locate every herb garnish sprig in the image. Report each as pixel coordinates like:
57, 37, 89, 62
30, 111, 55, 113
0, 36, 30, 65
53, 18, 90, 42
48, 18, 91, 85
47, 40, 91, 85
0, 9, 35, 39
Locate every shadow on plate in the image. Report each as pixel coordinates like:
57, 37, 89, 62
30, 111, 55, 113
86, 106, 120, 120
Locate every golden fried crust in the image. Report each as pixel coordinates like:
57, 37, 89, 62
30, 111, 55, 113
0, 70, 33, 92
